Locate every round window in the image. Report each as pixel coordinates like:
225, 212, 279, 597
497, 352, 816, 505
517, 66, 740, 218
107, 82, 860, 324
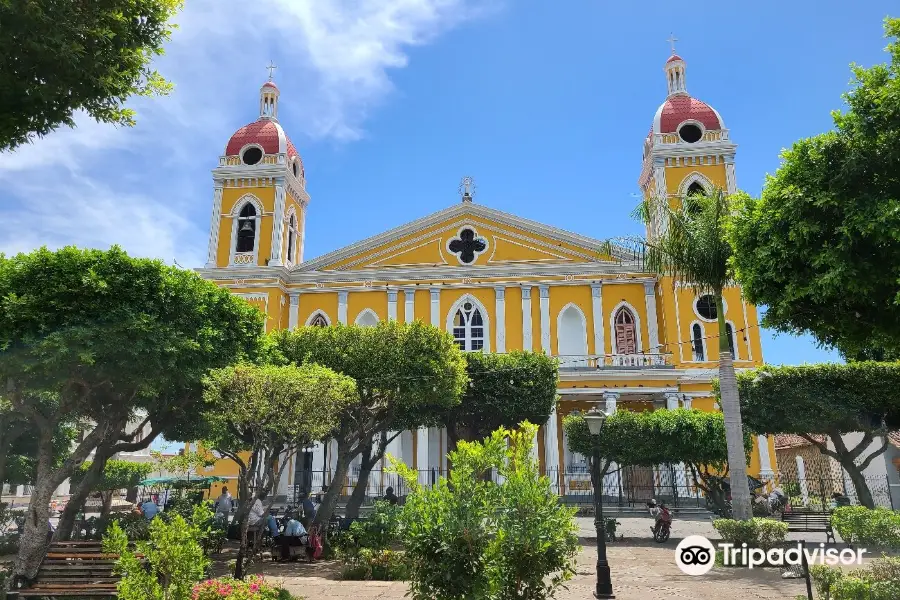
678, 124, 702, 143
242, 147, 263, 165
696, 295, 717, 320
463, 302, 473, 311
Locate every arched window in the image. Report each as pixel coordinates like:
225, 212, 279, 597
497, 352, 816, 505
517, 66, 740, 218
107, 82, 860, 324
452, 301, 485, 351
286, 213, 297, 264
236, 204, 257, 253
614, 308, 637, 355
687, 181, 705, 196
726, 323, 736, 357
557, 304, 588, 366
355, 310, 379, 327
309, 313, 328, 327
692, 323, 705, 361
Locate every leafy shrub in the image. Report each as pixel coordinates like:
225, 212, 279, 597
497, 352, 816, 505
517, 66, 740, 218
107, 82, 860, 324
193, 576, 289, 599
810, 555, 900, 600
106, 511, 151, 541
712, 518, 788, 551
103, 510, 209, 600
347, 501, 402, 551
341, 548, 410, 581
393, 422, 580, 600
832, 506, 900, 548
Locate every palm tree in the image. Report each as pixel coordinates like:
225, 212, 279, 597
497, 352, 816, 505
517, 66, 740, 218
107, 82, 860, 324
618, 187, 752, 521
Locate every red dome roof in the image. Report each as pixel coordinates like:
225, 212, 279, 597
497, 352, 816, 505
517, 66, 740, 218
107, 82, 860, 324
262, 81, 278, 90
666, 54, 683, 63
654, 95, 722, 134
224, 119, 301, 165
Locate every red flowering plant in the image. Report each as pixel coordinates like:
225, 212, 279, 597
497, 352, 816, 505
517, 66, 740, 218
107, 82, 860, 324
192, 576, 286, 600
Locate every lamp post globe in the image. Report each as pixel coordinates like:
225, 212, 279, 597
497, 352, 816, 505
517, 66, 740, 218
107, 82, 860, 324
584, 406, 607, 435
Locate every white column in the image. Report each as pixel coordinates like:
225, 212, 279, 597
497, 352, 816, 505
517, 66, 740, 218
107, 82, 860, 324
757, 435, 774, 479
288, 293, 299, 330
796, 456, 809, 503
338, 291, 348, 324
603, 393, 620, 497
682, 396, 692, 410
725, 159, 737, 194
495, 287, 506, 353
326, 439, 338, 486
664, 392, 686, 498
205, 184, 224, 268
644, 281, 660, 354
387, 290, 398, 321
404, 289, 415, 323
544, 406, 560, 485
430, 288, 440, 327
539, 285, 551, 354
590, 283, 605, 357
522, 286, 533, 351
416, 428, 429, 486
269, 180, 287, 267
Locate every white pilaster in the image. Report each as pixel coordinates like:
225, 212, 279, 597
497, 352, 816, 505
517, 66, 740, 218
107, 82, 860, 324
665, 392, 680, 410
757, 435, 774, 478
682, 396, 693, 410
430, 288, 440, 328
337, 291, 348, 324
416, 428, 429, 486
387, 290, 398, 321
590, 283, 605, 356
385, 433, 402, 466
205, 184, 224, 268
644, 281, 660, 354
269, 180, 287, 267
539, 285, 551, 354
544, 406, 560, 483
725, 159, 737, 195
404, 289, 415, 323
495, 287, 506, 353
522, 286, 533, 351
604, 392, 618, 416
288, 293, 299, 330
603, 392, 621, 496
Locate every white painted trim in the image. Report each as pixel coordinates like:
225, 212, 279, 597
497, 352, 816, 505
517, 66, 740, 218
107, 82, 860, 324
229, 194, 263, 268
206, 185, 224, 268
494, 287, 506, 353
556, 302, 588, 358
609, 301, 643, 354
677, 171, 715, 197
673, 286, 684, 362
590, 284, 605, 355
725, 162, 737, 195
233, 292, 269, 319
338, 291, 348, 324
288, 293, 299, 330
284, 205, 299, 267
693, 294, 728, 323
522, 286, 533, 351
688, 320, 708, 362
404, 289, 415, 323
676, 119, 706, 143
725, 320, 740, 360
354, 308, 380, 326
238, 143, 266, 166
387, 290, 398, 321
643, 281, 660, 352
304, 310, 332, 326
445, 293, 490, 352
445, 225, 489, 265
740, 295, 753, 361
269, 181, 287, 267
539, 285, 551, 354
430, 288, 440, 327
757, 435, 774, 476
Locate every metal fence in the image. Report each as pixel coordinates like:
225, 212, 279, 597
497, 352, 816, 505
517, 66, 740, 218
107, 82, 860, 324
546, 465, 707, 508
292, 468, 448, 504
772, 471, 894, 510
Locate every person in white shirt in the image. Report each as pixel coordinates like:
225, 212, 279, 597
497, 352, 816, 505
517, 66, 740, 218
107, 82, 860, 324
247, 492, 278, 537
214, 487, 233, 518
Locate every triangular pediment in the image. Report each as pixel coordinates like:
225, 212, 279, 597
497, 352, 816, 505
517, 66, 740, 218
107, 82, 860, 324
297, 203, 627, 273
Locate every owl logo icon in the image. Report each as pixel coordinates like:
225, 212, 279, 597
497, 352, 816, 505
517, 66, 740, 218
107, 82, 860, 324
675, 536, 716, 575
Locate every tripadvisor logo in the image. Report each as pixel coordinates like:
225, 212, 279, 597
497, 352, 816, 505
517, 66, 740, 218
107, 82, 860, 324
675, 536, 866, 576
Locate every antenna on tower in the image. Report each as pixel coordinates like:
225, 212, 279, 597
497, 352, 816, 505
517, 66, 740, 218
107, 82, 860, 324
459, 176, 476, 203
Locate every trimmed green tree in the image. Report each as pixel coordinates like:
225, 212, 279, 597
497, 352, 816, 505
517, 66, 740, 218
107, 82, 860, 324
0, 246, 263, 584
563, 409, 751, 514
69, 460, 153, 518
738, 363, 900, 508
0, 0, 183, 150
272, 321, 468, 527
729, 18, 900, 358
621, 188, 752, 519
445, 351, 558, 449
201, 362, 356, 578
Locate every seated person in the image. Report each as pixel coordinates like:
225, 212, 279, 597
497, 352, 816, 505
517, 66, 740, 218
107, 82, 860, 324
277, 513, 309, 561
383, 486, 399, 506
140, 498, 159, 521
248, 493, 279, 538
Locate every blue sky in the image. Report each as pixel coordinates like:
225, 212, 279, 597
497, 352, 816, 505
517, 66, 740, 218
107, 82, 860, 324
1, 0, 895, 365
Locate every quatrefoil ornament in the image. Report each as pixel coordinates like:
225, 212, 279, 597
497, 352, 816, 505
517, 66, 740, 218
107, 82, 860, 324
448, 228, 487, 264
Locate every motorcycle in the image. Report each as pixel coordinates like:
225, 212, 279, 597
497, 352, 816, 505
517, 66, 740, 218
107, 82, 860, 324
648, 501, 672, 543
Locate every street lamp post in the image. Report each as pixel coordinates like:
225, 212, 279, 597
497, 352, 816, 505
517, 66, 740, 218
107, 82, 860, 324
584, 406, 615, 599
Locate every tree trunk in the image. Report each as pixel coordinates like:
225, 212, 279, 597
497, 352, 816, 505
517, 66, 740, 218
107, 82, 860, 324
54, 451, 112, 541
100, 491, 114, 520
716, 292, 752, 521
234, 507, 251, 579
125, 486, 138, 504
312, 440, 352, 529
344, 443, 378, 519
840, 460, 875, 509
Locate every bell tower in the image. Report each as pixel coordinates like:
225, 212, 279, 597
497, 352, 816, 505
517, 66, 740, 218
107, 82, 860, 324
205, 68, 310, 270
638, 48, 737, 236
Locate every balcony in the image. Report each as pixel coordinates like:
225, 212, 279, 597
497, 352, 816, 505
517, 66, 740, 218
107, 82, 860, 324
556, 354, 673, 369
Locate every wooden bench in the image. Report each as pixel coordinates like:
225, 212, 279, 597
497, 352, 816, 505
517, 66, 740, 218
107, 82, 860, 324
10, 540, 131, 597
781, 511, 836, 544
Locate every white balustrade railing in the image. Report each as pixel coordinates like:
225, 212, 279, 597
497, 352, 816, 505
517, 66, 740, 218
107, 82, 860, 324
556, 354, 673, 368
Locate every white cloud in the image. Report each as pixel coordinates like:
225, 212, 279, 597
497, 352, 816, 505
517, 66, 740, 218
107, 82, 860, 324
0, 0, 492, 263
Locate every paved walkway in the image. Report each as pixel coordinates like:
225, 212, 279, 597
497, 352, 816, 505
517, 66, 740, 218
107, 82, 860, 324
245, 517, 812, 599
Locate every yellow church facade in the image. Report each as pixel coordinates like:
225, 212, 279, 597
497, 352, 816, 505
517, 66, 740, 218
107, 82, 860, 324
196, 53, 777, 500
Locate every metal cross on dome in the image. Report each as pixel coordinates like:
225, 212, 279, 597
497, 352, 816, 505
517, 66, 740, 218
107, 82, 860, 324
448, 228, 487, 264
667, 33, 678, 54
266, 61, 277, 80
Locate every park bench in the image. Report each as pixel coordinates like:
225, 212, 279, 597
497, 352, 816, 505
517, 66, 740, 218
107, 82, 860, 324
781, 511, 836, 544
9, 540, 136, 597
